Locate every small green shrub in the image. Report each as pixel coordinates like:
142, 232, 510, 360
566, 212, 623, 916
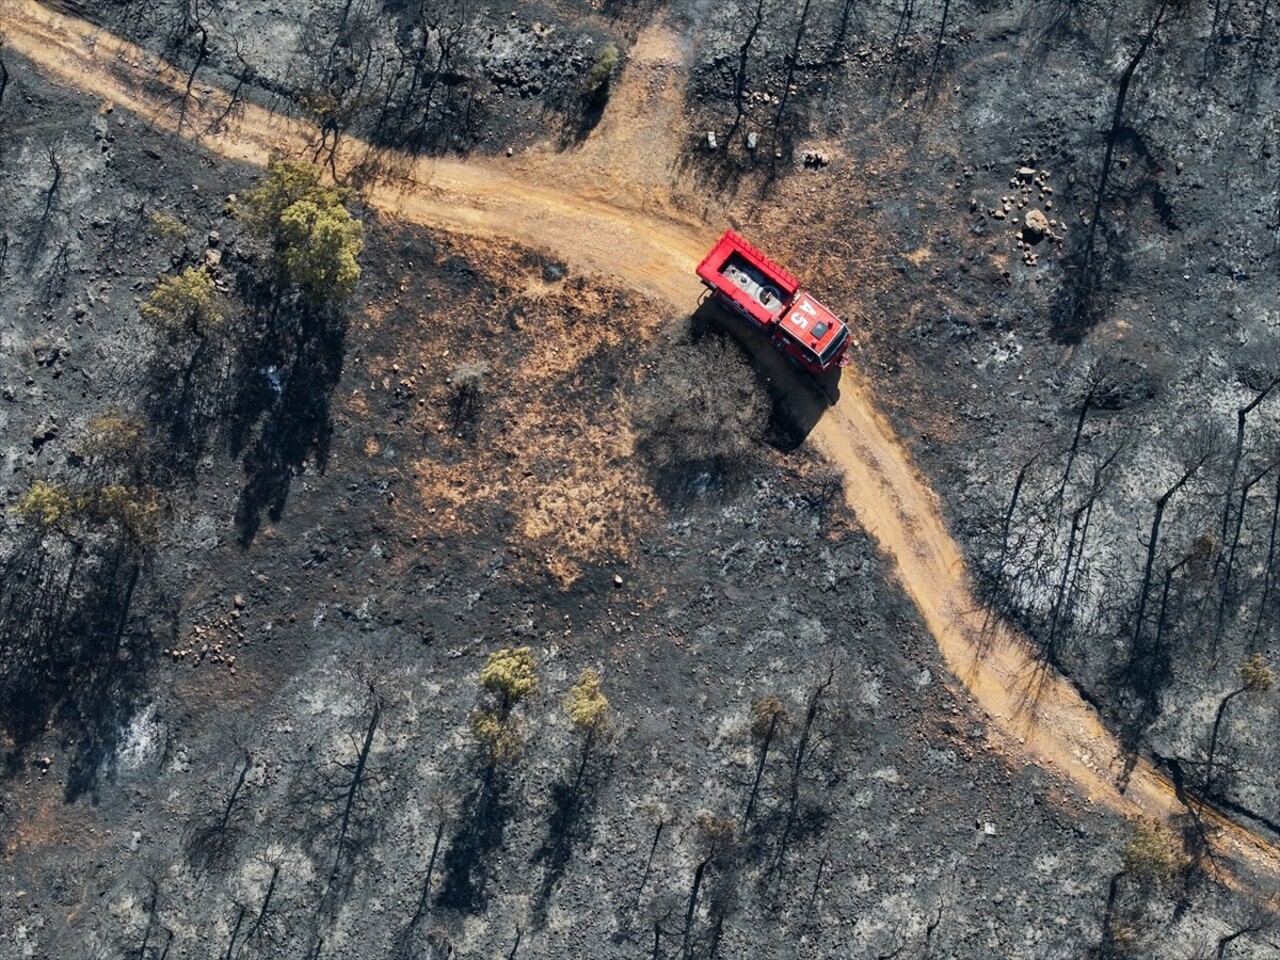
1122, 818, 1188, 884
565, 667, 611, 735
470, 708, 525, 764
12, 479, 74, 528
582, 44, 620, 103
278, 199, 363, 304
479, 646, 539, 708
148, 210, 188, 243
141, 266, 224, 338
82, 412, 144, 461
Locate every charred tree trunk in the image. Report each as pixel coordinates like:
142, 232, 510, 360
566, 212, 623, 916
241, 863, 280, 952
1083, 2, 1169, 261
223, 903, 247, 960
1214, 464, 1273, 651
724, 0, 766, 149
742, 712, 779, 827
769, 0, 813, 165
1055, 389, 1094, 516
681, 856, 712, 960
177, 22, 210, 133
208, 42, 257, 134
219, 750, 253, 831
1046, 503, 1085, 664
832, 0, 856, 57
925, 0, 953, 97
1144, 555, 1190, 718
327, 693, 383, 892
993, 453, 1038, 598
773, 666, 834, 873
1128, 458, 1205, 679
1253, 466, 1280, 643
1205, 686, 1247, 794
631, 817, 665, 912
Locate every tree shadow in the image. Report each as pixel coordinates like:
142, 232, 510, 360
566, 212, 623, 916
184, 747, 255, 872
544, 88, 609, 151
435, 765, 512, 914
228, 275, 346, 546
530, 743, 611, 929
144, 332, 231, 483
0, 533, 167, 798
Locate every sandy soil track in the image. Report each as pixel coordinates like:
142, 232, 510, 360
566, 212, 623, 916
5, 0, 1280, 894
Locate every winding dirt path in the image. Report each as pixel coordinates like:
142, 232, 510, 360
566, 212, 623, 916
5, 0, 1280, 894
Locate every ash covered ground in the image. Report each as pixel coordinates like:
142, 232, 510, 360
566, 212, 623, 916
3, 0, 1280, 957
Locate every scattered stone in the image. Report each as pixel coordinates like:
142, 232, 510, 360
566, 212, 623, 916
1016, 167, 1036, 182
613, 574, 624, 587
31, 422, 59, 450
991, 209, 1006, 220
207, 230, 220, 247
802, 149, 830, 168
234, 594, 246, 609
204, 248, 222, 269
746, 131, 758, 151
705, 131, 718, 150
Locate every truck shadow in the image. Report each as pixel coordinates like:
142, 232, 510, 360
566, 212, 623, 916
689, 299, 839, 452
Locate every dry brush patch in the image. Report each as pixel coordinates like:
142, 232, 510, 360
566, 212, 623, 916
349, 235, 663, 586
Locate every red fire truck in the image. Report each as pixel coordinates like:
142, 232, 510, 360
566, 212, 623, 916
695, 230, 850, 375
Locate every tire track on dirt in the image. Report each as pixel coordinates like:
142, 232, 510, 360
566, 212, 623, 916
6, 0, 1280, 895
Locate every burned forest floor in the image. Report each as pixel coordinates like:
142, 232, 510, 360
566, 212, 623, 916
4, 0, 1280, 958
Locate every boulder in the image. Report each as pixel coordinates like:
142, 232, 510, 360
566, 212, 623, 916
1023, 208, 1051, 241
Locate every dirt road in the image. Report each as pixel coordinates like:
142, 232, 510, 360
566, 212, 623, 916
5, 0, 1280, 892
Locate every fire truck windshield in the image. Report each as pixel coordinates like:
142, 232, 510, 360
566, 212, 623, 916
818, 325, 849, 368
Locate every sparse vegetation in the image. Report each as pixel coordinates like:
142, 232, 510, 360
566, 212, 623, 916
7, 2, 1280, 957
80, 412, 146, 468
1239, 652, 1275, 694
148, 209, 188, 243
582, 44, 619, 104
87, 483, 165, 547
11, 479, 74, 529
1121, 819, 1188, 886
239, 156, 363, 303
478, 646, 539, 709
749, 694, 788, 740
450, 359, 489, 438
565, 667, 610, 736
141, 266, 225, 339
